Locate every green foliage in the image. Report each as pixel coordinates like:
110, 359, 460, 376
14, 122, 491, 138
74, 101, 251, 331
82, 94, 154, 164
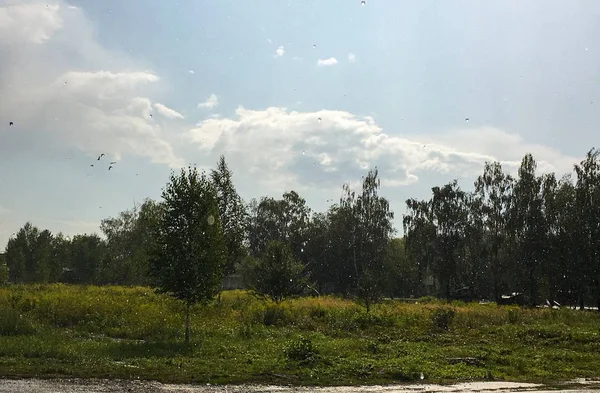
430, 307, 455, 331
0, 258, 8, 286
149, 166, 226, 342
1, 285, 600, 384
0, 306, 36, 336
284, 335, 317, 364
241, 241, 307, 303
100, 199, 162, 285
211, 155, 247, 276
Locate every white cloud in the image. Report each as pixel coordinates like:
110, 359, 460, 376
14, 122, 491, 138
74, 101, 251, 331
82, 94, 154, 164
197, 94, 219, 109
188, 69, 195, 74
187, 107, 579, 194
0, 0, 184, 168
0, 3, 63, 44
153, 103, 184, 119
317, 57, 338, 67
347, 53, 356, 63
275, 45, 285, 57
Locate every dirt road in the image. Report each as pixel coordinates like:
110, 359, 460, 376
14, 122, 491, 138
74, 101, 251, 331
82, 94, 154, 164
0, 379, 599, 393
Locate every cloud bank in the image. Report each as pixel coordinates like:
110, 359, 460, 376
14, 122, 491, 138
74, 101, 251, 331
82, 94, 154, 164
0, 1, 184, 168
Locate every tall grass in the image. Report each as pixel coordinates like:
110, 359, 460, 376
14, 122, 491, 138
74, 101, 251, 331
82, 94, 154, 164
1, 284, 600, 385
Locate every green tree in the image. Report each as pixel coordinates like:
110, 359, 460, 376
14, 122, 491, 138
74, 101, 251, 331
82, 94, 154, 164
210, 155, 247, 276
341, 168, 395, 311
247, 191, 311, 263
149, 166, 226, 343
99, 198, 162, 285
385, 237, 419, 298
474, 162, 514, 301
4, 222, 54, 283
429, 181, 468, 298
509, 154, 546, 305
0, 253, 8, 285
403, 198, 436, 297
574, 148, 600, 310
241, 240, 307, 303
69, 234, 105, 284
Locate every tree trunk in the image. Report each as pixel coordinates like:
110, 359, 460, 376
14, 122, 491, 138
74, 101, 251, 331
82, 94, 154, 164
579, 291, 584, 311
184, 301, 191, 343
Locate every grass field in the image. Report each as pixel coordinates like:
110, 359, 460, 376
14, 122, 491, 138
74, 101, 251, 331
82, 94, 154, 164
1, 284, 600, 385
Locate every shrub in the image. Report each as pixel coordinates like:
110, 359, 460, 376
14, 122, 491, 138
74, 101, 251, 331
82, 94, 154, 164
0, 306, 36, 336
284, 335, 317, 364
507, 308, 520, 324
430, 307, 455, 331
263, 304, 286, 326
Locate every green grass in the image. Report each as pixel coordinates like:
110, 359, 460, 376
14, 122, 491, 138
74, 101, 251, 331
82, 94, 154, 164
1, 284, 600, 385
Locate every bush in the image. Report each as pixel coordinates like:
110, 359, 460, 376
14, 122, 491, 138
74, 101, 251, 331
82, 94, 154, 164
284, 335, 317, 364
263, 304, 286, 326
507, 308, 521, 324
430, 307, 455, 331
0, 306, 36, 336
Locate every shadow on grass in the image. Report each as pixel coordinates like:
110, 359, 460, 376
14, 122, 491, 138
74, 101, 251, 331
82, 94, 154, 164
102, 340, 196, 359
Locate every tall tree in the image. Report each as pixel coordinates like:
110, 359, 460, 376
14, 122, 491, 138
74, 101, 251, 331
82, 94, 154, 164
340, 168, 395, 311
403, 198, 436, 297
69, 234, 105, 284
210, 156, 247, 276
149, 166, 226, 343
574, 149, 600, 310
509, 154, 546, 305
247, 191, 311, 263
474, 162, 514, 301
429, 181, 468, 298
4, 222, 54, 283
99, 198, 162, 285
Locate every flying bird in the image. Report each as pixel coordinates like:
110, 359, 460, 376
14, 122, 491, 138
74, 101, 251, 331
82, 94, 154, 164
149, 113, 153, 118
97, 153, 105, 160
90, 164, 94, 167
108, 166, 113, 171
109, 161, 116, 165
9, 121, 13, 126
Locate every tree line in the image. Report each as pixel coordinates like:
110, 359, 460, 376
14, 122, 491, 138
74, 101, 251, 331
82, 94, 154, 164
2, 149, 600, 310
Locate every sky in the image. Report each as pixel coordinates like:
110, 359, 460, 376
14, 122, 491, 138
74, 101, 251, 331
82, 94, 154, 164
1, 0, 600, 249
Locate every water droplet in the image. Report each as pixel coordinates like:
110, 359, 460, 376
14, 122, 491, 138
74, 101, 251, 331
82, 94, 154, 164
318, 117, 322, 123
313, 44, 316, 49
361, 0, 366, 5
420, 372, 424, 380
585, 47, 589, 51
465, 117, 470, 122
63, 81, 67, 85
302, 151, 306, 155
207, 215, 215, 225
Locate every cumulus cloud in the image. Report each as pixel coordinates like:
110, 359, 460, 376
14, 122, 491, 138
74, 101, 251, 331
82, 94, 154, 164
187, 107, 579, 194
275, 45, 284, 57
347, 53, 356, 63
0, 3, 63, 44
317, 57, 338, 67
153, 103, 184, 119
0, 1, 184, 168
197, 94, 219, 109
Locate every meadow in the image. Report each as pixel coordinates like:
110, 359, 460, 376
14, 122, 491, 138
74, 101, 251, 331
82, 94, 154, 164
1, 284, 600, 385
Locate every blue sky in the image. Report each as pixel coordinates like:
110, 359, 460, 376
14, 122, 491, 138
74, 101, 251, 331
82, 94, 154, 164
1, 0, 599, 248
